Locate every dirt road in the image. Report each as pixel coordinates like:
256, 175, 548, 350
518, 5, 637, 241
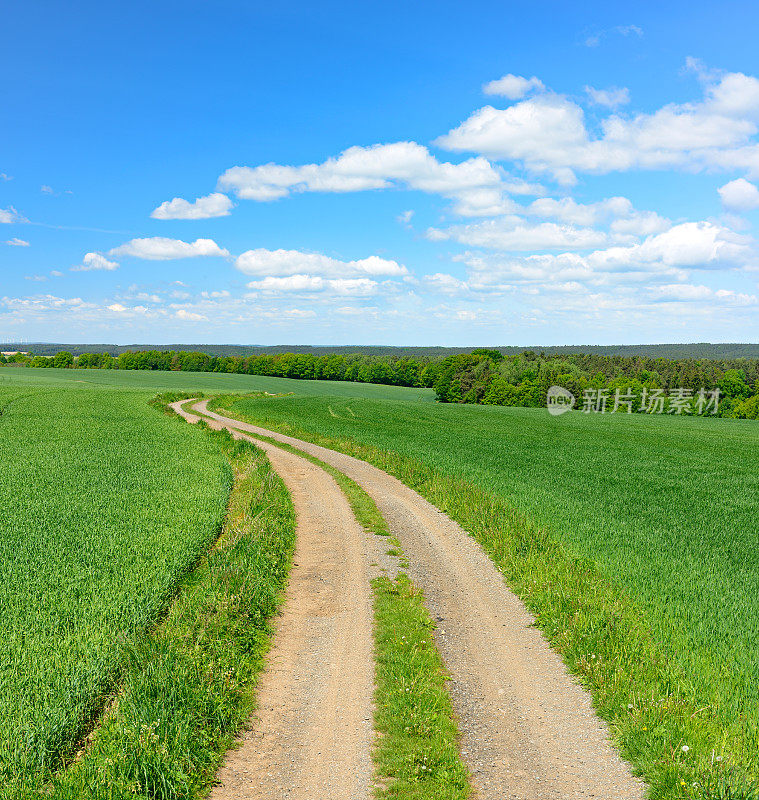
171, 400, 385, 800
191, 399, 645, 800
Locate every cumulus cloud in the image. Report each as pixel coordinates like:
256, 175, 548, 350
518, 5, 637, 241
217, 142, 502, 210
526, 196, 633, 225
453, 221, 753, 294
151, 192, 234, 220
72, 252, 120, 272
437, 65, 759, 182
110, 237, 230, 260
424, 273, 469, 294
4, 238, 29, 246
235, 248, 408, 278
585, 86, 630, 108
483, 74, 544, 100
718, 178, 759, 211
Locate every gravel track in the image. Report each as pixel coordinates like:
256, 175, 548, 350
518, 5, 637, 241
171, 400, 387, 800
192, 399, 646, 800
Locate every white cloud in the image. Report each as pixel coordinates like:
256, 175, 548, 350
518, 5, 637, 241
246, 274, 379, 296
110, 237, 230, 260
235, 248, 407, 278
437, 66, 759, 182
483, 74, 544, 100
585, 86, 630, 109
4, 238, 29, 246
398, 209, 414, 227
427, 217, 610, 250
40, 185, 54, 194
526, 195, 633, 225
718, 178, 759, 211
424, 273, 469, 294
0, 206, 25, 224
0, 173, 11, 181
175, 309, 208, 321
609, 210, 671, 237
151, 192, 234, 220
649, 283, 758, 305
454, 221, 753, 293
217, 142, 502, 208
72, 252, 120, 272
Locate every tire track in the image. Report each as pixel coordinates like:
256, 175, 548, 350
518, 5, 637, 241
171, 400, 382, 800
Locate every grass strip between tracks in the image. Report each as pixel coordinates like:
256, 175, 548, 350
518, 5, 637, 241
194, 406, 471, 800
25, 394, 296, 800
208, 393, 759, 800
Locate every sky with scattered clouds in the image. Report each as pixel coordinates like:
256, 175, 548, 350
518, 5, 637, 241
2, 1, 759, 346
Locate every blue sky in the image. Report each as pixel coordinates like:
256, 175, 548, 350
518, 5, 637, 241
2, 0, 759, 346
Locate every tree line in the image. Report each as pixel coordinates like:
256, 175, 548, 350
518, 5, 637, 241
3, 347, 758, 419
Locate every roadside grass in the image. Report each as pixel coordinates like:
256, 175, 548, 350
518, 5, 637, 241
373, 575, 470, 800
34, 403, 296, 800
199, 410, 471, 799
208, 393, 759, 800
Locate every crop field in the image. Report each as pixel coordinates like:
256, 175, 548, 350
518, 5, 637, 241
0, 368, 428, 794
212, 390, 759, 789
0, 365, 435, 402
4, 365, 759, 796
0, 376, 235, 790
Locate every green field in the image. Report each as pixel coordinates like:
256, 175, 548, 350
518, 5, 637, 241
211, 390, 759, 794
0, 376, 237, 789
4, 365, 759, 797
217, 392, 759, 685
0, 368, 429, 793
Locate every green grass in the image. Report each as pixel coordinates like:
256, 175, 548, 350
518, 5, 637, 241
0, 365, 434, 402
39, 419, 296, 800
208, 392, 759, 799
372, 575, 470, 800
0, 382, 235, 793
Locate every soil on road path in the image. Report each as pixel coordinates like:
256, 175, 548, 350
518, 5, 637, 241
193, 399, 646, 800
171, 400, 386, 800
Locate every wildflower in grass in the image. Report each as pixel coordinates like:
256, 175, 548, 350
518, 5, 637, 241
682, 745, 690, 753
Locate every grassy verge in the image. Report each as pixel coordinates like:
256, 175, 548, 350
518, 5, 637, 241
208, 394, 759, 800
202, 411, 470, 799
18, 398, 296, 800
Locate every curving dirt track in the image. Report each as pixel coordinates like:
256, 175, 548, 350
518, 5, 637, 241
171, 400, 385, 800
192, 399, 646, 800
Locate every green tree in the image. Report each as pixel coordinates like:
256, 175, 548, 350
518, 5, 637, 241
53, 351, 74, 369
